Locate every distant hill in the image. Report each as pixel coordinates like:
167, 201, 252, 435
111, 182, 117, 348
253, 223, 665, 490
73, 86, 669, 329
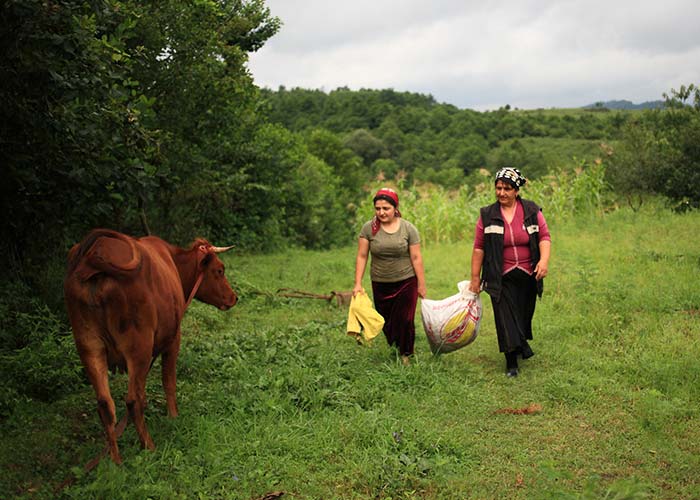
583, 99, 665, 110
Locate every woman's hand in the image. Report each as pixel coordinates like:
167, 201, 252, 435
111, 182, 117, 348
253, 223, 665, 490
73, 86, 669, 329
469, 248, 484, 294
534, 260, 548, 280
536, 240, 551, 280
417, 283, 427, 299
352, 285, 364, 297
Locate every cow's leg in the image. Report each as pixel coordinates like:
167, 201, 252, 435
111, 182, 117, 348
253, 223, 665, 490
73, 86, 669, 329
161, 331, 181, 417
125, 352, 155, 451
80, 349, 123, 464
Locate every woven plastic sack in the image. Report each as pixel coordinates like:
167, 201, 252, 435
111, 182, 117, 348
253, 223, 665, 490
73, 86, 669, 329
421, 280, 482, 354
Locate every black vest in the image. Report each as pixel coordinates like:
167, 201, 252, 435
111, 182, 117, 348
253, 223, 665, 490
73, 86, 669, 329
479, 198, 543, 302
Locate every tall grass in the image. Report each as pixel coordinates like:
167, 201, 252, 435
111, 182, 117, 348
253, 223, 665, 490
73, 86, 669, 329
360, 160, 610, 246
1, 199, 698, 499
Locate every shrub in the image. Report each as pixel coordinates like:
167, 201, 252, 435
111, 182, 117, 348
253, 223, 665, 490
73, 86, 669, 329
0, 281, 82, 418
607, 83, 700, 210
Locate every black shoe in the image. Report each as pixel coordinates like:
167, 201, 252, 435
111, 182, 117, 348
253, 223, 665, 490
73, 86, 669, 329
506, 367, 519, 377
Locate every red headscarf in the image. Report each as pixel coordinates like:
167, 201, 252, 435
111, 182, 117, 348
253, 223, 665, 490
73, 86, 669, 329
371, 188, 401, 235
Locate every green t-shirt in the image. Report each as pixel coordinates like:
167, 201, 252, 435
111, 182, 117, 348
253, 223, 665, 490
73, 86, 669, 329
360, 218, 421, 283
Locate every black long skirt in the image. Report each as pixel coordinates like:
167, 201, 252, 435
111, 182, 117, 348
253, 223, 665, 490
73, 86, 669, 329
490, 268, 537, 355
372, 276, 418, 356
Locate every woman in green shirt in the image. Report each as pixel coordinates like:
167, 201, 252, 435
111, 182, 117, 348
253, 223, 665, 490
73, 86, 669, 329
353, 188, 427, 365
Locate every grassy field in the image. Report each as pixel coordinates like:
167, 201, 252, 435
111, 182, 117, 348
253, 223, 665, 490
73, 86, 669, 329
1, 205, 699, 499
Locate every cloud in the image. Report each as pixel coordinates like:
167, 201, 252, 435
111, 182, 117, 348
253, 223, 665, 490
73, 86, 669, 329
249, 0, 700, 110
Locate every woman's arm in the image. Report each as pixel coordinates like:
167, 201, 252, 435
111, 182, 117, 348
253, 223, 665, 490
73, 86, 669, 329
353, 237, 370, 296
409, 243, 427, 298
469, 248, 484, 294
469, 215, 485, 294
534, 239, 550, 280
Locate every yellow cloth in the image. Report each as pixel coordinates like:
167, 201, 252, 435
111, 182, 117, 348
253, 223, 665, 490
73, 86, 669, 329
347, 291, 384, 342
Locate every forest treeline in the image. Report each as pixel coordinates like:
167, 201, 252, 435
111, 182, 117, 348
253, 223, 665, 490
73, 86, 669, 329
1, 1, 699, 417
260, 86, 628, 184
259, 84, 699, 210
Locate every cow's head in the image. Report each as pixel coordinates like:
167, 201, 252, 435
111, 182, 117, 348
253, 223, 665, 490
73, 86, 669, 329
195, 244, 237, 310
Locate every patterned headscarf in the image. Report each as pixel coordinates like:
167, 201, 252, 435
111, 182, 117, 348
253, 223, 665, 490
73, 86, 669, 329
495, 167, 526, 189
371, 188, 401, 235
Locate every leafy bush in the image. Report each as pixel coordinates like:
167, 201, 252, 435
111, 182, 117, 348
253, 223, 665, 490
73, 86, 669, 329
607, 83, 700, 210
0, 281, 82, 418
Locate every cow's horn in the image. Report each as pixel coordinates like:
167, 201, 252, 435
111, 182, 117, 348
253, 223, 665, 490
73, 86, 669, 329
210, 245, 234, 253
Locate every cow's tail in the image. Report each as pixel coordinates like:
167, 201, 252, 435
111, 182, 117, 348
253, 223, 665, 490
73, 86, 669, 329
67, 229, 141, 281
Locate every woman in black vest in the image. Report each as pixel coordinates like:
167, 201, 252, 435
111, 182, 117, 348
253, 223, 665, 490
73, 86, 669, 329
468, 168, 551, 377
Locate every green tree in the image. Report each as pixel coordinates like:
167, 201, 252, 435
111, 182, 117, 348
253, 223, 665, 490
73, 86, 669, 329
657, 84, 700, 207
395, 106, 429, 134
1, 0, 161, 267
371, 158, 402, 181
607, 84, 700, 209
305, 128, 367, 202
428, 106, 453, 133
129, 0, 280, 243
0, 0, 282, 262
413, 165, 466, 188
343, 129, 389, 167
285, 155, 348, 248
375, 117, 407, 157
450, 134, 489, 175
494, 139, 527, 169
606, 119, 668, 209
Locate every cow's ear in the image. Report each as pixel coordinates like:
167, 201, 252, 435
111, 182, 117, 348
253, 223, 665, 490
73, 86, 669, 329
200, 252, 214, 267
197, 244, 212, 267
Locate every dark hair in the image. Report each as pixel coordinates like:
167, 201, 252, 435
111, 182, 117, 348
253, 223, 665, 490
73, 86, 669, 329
373, 194, 397, 207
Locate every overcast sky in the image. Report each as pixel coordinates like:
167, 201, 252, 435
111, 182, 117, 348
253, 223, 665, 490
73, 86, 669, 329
247, 0, 700, 111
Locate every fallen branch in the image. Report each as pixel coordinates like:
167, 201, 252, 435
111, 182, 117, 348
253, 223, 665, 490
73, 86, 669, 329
276, 288, 353, 307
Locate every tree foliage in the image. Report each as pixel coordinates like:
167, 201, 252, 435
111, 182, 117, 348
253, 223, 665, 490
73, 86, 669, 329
259, 87, 632, 188
1, 0, 162, 260
1, 0, 314, 271
607, 84, 700, 209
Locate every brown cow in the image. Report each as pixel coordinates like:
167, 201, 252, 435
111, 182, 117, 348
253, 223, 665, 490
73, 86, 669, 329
64, 229, 237, 464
